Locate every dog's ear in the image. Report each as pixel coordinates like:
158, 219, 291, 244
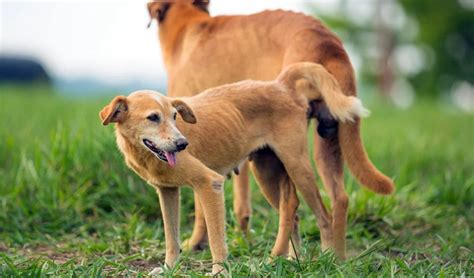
147, 1, 160, 19
99, 96, 128, 126
193, 0, 209, 13
147, 1, 171, 25
172, 99, 197, 124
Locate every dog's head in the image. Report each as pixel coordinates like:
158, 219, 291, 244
147, 0, 209, 25
100, 90, 196, 167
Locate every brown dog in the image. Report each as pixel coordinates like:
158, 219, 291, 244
147, 0, 394, 260
100, 63, 368, 274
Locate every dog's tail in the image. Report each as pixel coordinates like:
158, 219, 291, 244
277, 62, 394, 195
277, 62, 369, 123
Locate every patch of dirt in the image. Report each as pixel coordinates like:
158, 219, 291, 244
13, 243, 163, 273
126, 259, 160, 271
0, 243, 8, 252
19, 245, 78, 265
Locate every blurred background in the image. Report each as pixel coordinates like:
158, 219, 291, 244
1, 0, 473, 110
1, 0, 308, 94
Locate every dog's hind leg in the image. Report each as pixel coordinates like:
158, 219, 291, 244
314, 134, 348, 260
232, 161, 252, 232
182, 192, 208, 252
272, 126, 334, 252
276, 175, 300, 258
250, 149, 300, 257
312, 57, 361, 260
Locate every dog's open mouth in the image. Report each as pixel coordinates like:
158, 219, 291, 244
143, 139, 177, 167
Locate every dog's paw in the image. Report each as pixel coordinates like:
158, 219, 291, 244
265, 256, 274, 264
149, 267, 164, 276
205, 264, 226, 276
288, 247, 298, 260
182, 238, 208, 253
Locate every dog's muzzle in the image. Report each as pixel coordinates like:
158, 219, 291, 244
175, 138, 188, 151
143, 139, 181, 168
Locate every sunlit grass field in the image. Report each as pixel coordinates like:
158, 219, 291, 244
0, 86, 472, 276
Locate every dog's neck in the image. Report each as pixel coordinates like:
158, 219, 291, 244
158, 5, 210, 68
114, 127, 165, 175
115, 128, 144, 160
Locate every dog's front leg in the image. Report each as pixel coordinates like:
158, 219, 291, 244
194, 177, 228, 275
156, 186, 180, 270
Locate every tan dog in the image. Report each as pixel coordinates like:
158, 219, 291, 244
147, 0, 394, 260
100, 63, 368, 274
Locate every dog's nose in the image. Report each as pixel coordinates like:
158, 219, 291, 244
175, 138, 188, 151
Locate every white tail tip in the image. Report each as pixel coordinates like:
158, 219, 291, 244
333, 97, 370, 123
351, 97, 370, 119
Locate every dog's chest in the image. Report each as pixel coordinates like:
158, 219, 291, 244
124, 155, 181, 188
116, 137, 172, 187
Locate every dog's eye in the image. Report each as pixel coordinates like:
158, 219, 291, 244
147, 114, 160, 123
173, 112, 177, 120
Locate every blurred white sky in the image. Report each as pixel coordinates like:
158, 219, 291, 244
0, 0, 330, 86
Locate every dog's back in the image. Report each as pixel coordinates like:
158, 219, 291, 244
164, 9, 349, 98
150, 2, 394, 261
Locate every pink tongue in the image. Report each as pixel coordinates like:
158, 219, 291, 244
164, 151, 177, 167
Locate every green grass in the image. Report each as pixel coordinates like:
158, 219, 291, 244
0, 86, 473, 276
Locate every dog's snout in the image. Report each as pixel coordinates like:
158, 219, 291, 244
175, 138, 188, 151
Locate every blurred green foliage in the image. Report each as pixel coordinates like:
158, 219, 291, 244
399, 0, 474, 95
310, 0, 474, 97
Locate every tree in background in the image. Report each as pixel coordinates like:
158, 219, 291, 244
0, 56, 51, 86
308, 0, 474, 109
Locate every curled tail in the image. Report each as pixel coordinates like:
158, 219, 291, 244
277, 62, 394, 195
277, 62, 369, 123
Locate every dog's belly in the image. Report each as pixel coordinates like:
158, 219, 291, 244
185, 132, 266, 177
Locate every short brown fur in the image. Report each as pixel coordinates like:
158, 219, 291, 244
147, 0, 394, 262
101, 63, 367, 274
